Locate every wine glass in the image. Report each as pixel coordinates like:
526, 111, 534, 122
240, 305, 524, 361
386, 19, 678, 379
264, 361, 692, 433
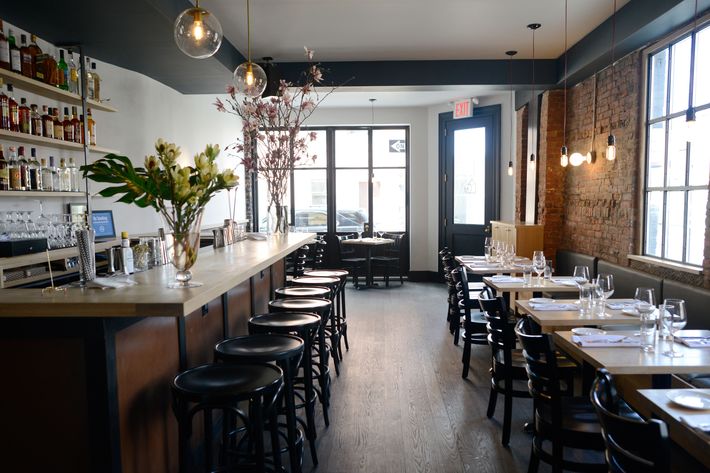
532, 251, 546, 283
572, 265, 590, 304
662, 299, 687, 358
595, 273, 615, 316
634, 287, 657, 336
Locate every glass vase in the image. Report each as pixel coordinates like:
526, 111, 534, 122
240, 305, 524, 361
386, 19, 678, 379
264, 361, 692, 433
167, 211, 204, 288
268, 204, 289, 235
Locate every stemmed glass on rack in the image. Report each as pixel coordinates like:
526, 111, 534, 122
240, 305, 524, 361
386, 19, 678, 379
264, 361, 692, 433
532, 251, 546, 283
662, 298, 687, 358
594, 273, 615, 316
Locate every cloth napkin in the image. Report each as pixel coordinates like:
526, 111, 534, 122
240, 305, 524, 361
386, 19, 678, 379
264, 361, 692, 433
87, 276, 138, 289
572, 334, 641, 347
529, 303, 579, 311
550, 278, 579, 287
490, 276, 523, 282
605, 299, 636, 310
459, 255, 485, 260
469, 260, 497, 266
678, 337, 710, 348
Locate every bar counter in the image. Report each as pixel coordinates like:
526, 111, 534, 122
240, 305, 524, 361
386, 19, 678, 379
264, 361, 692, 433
0, 232, 314, 473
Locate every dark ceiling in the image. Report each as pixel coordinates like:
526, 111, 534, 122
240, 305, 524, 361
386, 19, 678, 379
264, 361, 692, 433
1, 0, 707, 95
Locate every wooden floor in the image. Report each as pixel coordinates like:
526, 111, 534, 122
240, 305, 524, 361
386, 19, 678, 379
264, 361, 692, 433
302, 281, 537, 473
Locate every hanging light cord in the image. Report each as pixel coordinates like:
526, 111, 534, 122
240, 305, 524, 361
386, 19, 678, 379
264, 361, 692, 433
688, 0, 699, 115
247, 0, 252, 63
509, 54, 514, 164
610, 0, 616, 134
563, 0, 568, 146
531, 25, 537, 159
591, 73, 597, 151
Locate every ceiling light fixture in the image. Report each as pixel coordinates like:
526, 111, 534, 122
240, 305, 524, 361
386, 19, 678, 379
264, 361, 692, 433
528, 23, 541, 172
506, 50, 517, 177
561, 0, 569, 168
233, 0, 267, 97
606, 0, 617, 161
174, 0, 223, 59
685, 0, 699, 137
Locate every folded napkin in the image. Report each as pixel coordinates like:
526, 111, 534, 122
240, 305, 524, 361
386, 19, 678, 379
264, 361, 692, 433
678, 337, 710, 348
88, 276, 138, 289
550, 278, 579, 287
469, 260, 496, 266
529, 303, 579, 311
572, 334, 641, 347
246, 233, 267, 241
606, 299, 636, 310
490, 276, 523, 283
459, 255, 485, 260
679, 416, 710, 434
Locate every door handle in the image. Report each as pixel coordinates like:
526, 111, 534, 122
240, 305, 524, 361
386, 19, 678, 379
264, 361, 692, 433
484, 225, 491, 234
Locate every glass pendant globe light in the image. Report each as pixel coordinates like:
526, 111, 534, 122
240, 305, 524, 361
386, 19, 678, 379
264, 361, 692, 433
506, 50, 517, 177
233, 0, 267, 97
527, 23, 541, 172
569, 152, 586, 166
174, 0, 223, 59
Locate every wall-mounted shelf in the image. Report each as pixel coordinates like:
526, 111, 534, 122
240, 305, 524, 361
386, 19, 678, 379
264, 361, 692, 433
0, 190, 85, 198
0, 68, 117, 113
0, 128, 120, 155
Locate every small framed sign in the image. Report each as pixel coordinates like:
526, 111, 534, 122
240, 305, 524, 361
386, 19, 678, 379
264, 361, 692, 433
453, 99, 473, 119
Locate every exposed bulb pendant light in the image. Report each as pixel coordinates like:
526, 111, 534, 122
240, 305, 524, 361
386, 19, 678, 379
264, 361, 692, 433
606, 0, 617, 161
174, 0, 223, 59
686, 0, 699, 137
528, 23, 541, 171
233, 0, 267, 97
561, 0, 569, 167
506, 50, 517, 177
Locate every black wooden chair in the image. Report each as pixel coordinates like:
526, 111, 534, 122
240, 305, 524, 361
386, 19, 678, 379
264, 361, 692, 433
371, 232, 407, 286
478, 293, 531, 446
335, 234, 366, 287
457, 266, 488, 377
515, 317, 606, 473
591, 369, 671, 473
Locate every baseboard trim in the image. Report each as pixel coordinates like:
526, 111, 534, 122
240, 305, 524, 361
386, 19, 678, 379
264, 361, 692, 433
408, 271, 441, 283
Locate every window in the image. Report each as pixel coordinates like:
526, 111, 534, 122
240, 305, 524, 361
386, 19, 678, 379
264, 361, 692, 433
253, 126, 409, 234
643, 22, 710, 266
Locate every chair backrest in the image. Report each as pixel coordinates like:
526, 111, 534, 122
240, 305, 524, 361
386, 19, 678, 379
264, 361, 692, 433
479, 293, 515, 362
515, 318, 563, 408
313, 240, 327, 268
591, 369, 671, 473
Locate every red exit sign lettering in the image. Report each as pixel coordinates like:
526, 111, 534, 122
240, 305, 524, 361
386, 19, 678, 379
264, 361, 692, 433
453, 99, 473, 119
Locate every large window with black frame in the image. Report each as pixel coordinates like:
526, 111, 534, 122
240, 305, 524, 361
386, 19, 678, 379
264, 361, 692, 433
255, 126, 409, 235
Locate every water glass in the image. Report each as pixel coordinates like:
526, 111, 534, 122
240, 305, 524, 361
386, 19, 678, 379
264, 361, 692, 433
595, 274, 615, 316
532, 251, 546, 283
522, 265, 533, 286
543, 259, 553, 280
579, 283, 594, 316
639, 313, 656, 352
662, 299, 687, 358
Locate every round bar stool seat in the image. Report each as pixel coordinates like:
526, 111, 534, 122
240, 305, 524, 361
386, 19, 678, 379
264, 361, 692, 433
291, 276, 340, 293
215, 334, 305, 473
172, 362, 283, 472
303, 269, 349, 279
269, 297, 332, 314
275, 286, 331, 299
248, 312, 322, 467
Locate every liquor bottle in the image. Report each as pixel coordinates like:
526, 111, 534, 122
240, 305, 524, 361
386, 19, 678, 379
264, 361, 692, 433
52, 108, 63, 141
86, 57, 94, 100
30, 103, 41, 136
68, 157, 79, 191
62, 106, 74, 142
29, 147, 41, 190
40, 158, 52, 191
8, 146, 20, 190
41, 105, 53, 138
71, 106, 81, 143
57, 49, 68, 90
58, 157, 70, 191
20, 34, 33, 78
18, 97, 30, 134
48, 156, 58, 191
0, 79, 8, 130
87, 108, 96, 146
8, 29, 20, 74
7, 83, 18, 132
0, 20, 10, 70
36, 48, 57, 85
17, 146, 29, 190
0, 144, 8, 190
91, 62, 101, 101
67, 51, 79, 94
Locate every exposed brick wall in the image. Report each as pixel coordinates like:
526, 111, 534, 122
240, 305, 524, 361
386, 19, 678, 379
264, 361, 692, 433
535, 50, 710, 288
537, 90, 566, 265
514, 105, 528, 222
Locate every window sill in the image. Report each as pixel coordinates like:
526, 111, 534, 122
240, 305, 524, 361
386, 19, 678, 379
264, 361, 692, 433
627, 255, 703, 275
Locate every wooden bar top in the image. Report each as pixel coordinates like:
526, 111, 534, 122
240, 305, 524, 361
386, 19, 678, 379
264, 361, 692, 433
0, 233, 314, 318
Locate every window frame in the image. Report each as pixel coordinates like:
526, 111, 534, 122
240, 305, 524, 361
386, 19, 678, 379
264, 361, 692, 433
640, 15, 710, 267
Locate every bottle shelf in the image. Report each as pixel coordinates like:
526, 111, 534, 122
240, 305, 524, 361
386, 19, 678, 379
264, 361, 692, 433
0, 68, 117, 113
0, 190, 86, 198
0, 128, 120, 155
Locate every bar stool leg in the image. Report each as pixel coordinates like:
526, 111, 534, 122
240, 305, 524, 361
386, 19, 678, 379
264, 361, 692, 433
302, 334, 319, 466
317, 323, 331, 426
252, 396, 266, 473
282, 358, 303, 473
204, 408, 214, 472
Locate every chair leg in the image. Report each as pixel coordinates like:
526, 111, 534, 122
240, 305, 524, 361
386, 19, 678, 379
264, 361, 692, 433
502, 378, 513, 446
452, 316, 460, 345
527, 440, 540, 473
486, 385, 497, 418
552, 435, 564, 473
461, 337, 471, 378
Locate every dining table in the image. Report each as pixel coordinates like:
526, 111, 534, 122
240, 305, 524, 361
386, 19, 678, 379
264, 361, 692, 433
341, 237, 394, 289
553, 330, 710, 389
487, 277, 579, 311
515, 298, 641, 332
455, 255, 532, 275
634, 388, 710, 470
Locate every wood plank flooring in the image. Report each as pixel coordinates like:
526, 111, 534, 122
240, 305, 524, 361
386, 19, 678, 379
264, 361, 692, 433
302, 282, 536, 473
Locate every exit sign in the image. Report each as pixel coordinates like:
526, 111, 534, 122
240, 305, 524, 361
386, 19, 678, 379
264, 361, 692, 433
453, 99, 473, 119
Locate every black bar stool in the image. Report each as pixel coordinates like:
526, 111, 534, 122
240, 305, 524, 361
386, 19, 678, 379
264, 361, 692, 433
268, 297, 334, 416
248, 312, 322, 467
275, 285, 331, 300
303, 269, 351, 354
171, 362, 283, 473
215, 334, 305, 473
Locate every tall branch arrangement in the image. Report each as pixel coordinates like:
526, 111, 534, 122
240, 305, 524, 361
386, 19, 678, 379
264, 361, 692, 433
215, 47, 339, 209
